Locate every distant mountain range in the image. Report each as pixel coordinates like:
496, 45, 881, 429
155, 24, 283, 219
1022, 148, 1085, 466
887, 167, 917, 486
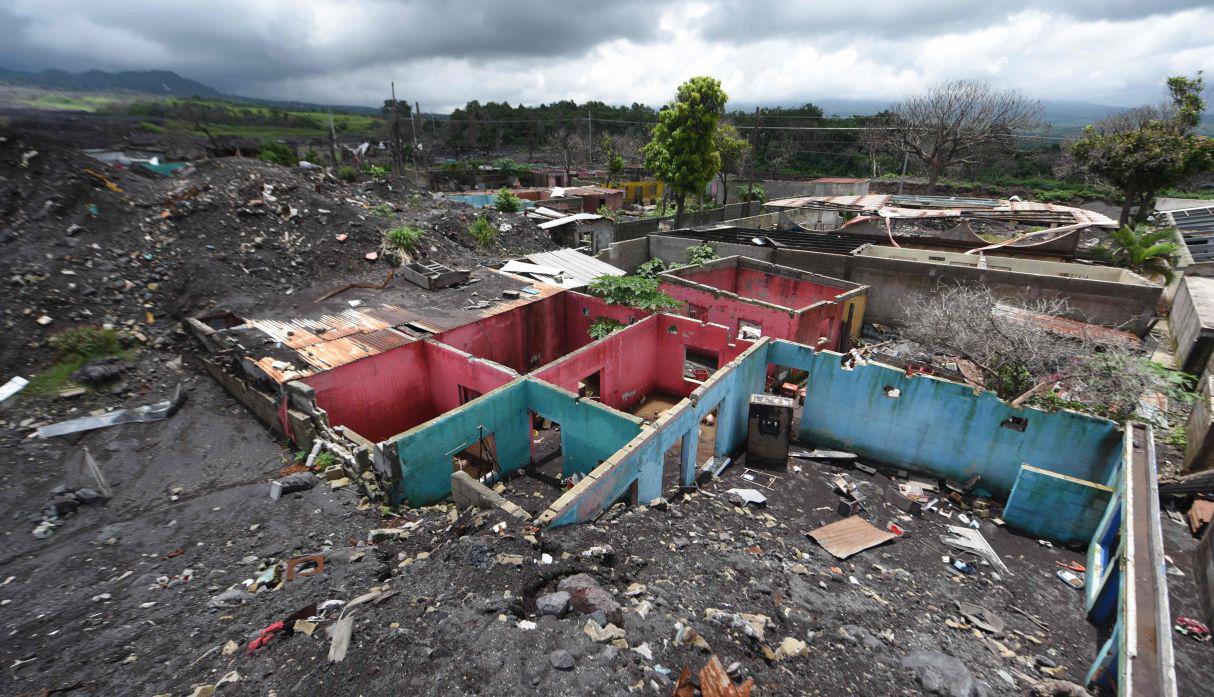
0, 67, 223, 97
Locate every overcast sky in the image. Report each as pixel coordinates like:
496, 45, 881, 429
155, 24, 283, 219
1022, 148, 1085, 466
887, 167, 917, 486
1, 1, 1211, 111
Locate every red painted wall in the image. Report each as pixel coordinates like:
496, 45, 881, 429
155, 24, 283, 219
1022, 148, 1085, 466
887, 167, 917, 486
735, 267, 842, 308
302, 340, 437, 443
425, 341, 517, 413
533, 318, 659, 411
434, 294, 566, 374
659, 281, 798, 342
561, 291, 649, 353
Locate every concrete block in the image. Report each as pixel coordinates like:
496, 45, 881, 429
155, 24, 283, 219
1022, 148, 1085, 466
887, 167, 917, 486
451, 471, 530, 521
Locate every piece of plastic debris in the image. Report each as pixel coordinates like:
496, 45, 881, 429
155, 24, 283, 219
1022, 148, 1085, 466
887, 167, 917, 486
1056, 569, 1085, 590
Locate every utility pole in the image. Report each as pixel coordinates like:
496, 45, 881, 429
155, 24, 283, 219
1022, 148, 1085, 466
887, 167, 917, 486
587, 107, 593, 167
327, 108, 339, 170
389, 82, 403, 177
408, 98, 418, 170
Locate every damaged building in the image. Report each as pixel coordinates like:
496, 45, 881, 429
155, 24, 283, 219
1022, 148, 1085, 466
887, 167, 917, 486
189, 203, 1177, 695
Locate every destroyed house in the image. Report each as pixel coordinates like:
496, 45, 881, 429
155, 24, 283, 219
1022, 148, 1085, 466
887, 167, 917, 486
192, 264, 1173, 696
657, 256, 867, 349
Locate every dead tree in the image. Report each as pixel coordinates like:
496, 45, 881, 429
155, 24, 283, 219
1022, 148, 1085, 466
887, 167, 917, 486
897, 285, 1167, 420
887, 80, 1044, 187
548, 127, 585, 184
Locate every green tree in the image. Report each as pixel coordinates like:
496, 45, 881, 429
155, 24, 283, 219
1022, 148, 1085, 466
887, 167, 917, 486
587, 275, 680, 311
1094, 224, 1181, 282
1071, 73, 1212, 226
713, 123, 750, 204
643, 76, 729, 227
599, 135, 626, 185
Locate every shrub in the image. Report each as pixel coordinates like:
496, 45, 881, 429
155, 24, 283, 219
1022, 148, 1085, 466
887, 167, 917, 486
364, 164, 390, 179
468, 216, 498, 247
313, 451, 338, 469
737, 183, 767, 203
495, 188, 522, 213
635, 258, 668, 279
587, 275, 680, 311
257, 141, 298, 167
384, 226, 424, 253
336, 166, 358, 182
686, 243, 719, 266
303, 148, 322, 163
588, 317, 625, 340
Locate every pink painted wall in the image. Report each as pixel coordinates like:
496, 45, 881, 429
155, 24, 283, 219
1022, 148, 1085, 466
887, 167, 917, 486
532, 318, 660, 411
425, 341, 517, 413
434, 294, 566, 374
302, 340, 437, 443
735, 267, 842, 308
673, 265, 843, 310
534, 313, 753, 411
654, 314, 751, 394
561, 291, 650, 353
659, 281, 798, 342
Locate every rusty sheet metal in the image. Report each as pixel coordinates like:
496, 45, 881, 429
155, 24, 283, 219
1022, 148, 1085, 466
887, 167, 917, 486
806, 516, 896, 559
993, 303, 1143, 350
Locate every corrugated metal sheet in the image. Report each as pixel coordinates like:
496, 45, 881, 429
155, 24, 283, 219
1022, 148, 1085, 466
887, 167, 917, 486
767, 194, 1115, 228
993, 303, 1143, 350
521, 248, 625, 288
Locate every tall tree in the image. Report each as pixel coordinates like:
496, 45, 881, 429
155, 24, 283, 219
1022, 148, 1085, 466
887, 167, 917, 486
714, 123, 750, 204
886, 80, 1044, 187
643, 76, 729, 227
1071, 73, 1212, 226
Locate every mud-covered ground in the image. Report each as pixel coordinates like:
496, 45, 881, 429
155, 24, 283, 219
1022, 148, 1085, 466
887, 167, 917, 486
2, 119, 1212, 697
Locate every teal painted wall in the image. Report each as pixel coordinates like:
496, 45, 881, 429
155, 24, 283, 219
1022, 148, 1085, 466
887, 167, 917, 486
522, 379, 643, 478
767, 341, 1122, 497
1003, 465, 1113, 544
546, 339, 770, 527
388, 380, 532, 506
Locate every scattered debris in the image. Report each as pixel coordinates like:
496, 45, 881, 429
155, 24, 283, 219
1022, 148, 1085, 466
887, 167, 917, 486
36, 384, 187, 438
807, 515, 897, 559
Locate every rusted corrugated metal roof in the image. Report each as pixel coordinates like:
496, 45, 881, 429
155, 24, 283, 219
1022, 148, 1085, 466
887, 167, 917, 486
993, 303, 1143, 350
231, 304, 465, 382
766, 194, 1116, 228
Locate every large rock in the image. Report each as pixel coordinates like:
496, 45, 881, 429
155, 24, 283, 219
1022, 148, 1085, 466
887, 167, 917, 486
557, 574, 622, 626
901, 650, 979, 697
535, 591, 571, 618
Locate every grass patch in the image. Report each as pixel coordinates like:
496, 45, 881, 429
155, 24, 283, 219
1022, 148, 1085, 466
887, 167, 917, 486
25, 327, 133, 397
468, 217, 498, 247
371, 203, 394, 218
314, 451, 338, 469
384, 225, 424, 253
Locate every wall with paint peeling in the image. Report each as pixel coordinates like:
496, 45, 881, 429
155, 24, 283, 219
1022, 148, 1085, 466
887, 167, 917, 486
539, 338, 771, 527
767, 340, 1122, 496
659, 257, 866, 351
384, 377, 643, 506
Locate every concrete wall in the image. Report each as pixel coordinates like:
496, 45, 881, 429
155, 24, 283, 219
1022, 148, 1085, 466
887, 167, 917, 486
595, 237, 649, 273
1171, 276, 1214, 373
1003, 465, 1113, 544
768, 341, 1123, 498
770, 248, 1162, 335
1184, 376, 1214, 472
650, 235, 774, 266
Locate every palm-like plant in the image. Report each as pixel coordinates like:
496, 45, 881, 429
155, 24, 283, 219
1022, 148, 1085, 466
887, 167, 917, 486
1098, 224, 1180, 282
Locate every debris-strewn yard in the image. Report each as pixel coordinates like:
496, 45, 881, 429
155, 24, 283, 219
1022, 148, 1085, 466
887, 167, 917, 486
1, 366, 1103, 697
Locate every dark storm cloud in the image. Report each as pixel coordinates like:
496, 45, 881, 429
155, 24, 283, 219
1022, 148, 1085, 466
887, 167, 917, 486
698, 0, 1214, 42
0, 0, 657, 91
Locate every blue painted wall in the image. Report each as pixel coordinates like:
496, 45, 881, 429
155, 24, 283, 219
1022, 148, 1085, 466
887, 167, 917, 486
544, 339, 770, 526
386, 378, 643, 506
767, 341, 1123, 497
388, 380, 531, 506
522, 379, 643, 477
1003, 465, 1113, 544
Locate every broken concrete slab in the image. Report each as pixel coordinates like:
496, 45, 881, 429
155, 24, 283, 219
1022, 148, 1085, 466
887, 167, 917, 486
450, 470, 530, 520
